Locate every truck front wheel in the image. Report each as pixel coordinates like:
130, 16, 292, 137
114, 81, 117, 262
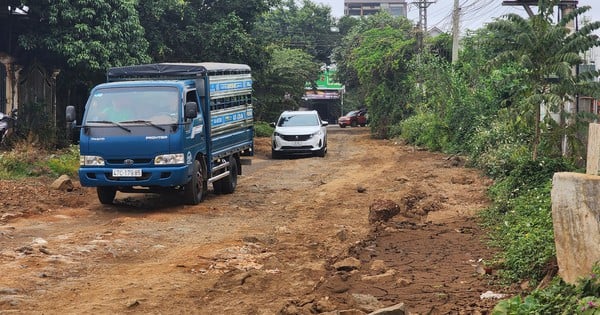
184, 159, 206, 205
97, 187, 116, 205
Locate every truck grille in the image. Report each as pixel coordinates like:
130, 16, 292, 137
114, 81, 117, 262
107, 158, 153, 165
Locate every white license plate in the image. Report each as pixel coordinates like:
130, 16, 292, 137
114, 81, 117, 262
112, 168, 142, 177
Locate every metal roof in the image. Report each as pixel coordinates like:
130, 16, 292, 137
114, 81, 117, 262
107, 62, 251, 81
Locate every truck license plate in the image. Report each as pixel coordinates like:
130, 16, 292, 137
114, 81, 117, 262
112, 169, 142, 177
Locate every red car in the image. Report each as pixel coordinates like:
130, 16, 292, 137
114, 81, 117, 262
338, 110, 367, 128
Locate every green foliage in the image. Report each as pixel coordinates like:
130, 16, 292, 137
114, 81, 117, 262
0, 150, 33, 179
253, 0, 338, 64
399, 111, 447, 151
483, 3, 600, 160
481, 158, 574, 283
425, 33, 452, 62
333, 12, 414, 91
467, 114, 533, 179
254, 121, 274, 138
20, 0, 151, 71
488, 157, 574, 201
334, 13, 416, 138
482, 180, 556, 283
403, 52, 486, 153
46, 145, 80, 177
253, 46, 320, 122
493, 264, 600, 314
0, 142, 78, 179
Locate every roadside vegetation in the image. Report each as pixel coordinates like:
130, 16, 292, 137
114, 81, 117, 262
0, 141, 79, 179
2, 0, 600, 312
331, 0, 600, 312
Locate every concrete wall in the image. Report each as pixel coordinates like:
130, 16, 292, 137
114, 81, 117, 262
551, 172, 600, 284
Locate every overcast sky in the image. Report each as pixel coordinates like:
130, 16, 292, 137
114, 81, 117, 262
315, 0, 600, 33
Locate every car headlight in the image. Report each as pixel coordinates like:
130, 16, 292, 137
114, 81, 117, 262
80, 155, 105, 166
273, 132, 281, 138
155, 153, 185, 165
312, 130, 323, 137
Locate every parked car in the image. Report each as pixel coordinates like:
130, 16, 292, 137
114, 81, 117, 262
338, 109, 367, 128
270, 110, 328, 158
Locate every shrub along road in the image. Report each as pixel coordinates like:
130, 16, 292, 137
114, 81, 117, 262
0, 127, 513, 314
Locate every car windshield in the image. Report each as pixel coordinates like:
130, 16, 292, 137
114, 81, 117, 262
278, 114, 319, 127
346, 111, 358, 117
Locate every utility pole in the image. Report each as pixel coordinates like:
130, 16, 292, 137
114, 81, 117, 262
451, 0, 460, 63
413, 0, 436, 49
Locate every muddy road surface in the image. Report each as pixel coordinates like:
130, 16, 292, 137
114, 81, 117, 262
0, 127, 510, 314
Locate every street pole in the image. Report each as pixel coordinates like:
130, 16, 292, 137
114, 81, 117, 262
451, 0, 460, 63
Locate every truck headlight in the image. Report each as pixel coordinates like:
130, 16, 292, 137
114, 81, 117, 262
80, 155, 105, 166
154, 153, 185, 165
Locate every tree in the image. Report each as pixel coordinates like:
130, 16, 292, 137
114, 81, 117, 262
19, 0, 150, 72
334, 13, 416, 137
253, 0, 339, 64
485, 1, 600, 160
141, 0, 277, 67
253, 46, 320, 122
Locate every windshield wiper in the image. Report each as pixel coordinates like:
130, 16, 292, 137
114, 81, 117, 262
120, 120, 166, 132
86, 120, 131, 133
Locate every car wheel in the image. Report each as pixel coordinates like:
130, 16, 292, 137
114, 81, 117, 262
316, 142, 327, 157
271, 149, 281, 159
317, 147, 326, 157
339, 124, 346, 128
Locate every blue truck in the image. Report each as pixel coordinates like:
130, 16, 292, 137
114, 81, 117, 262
66, 63, 254, 205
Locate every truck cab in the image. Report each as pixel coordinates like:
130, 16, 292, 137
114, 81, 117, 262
67, 63, 254, 205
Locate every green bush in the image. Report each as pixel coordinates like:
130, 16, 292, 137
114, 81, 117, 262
467, 116, 533, 179
399, 111, 448, 151
254, 121, 274, 138
482, 181, 556, 284
481, 158, 574, 284
488, 157, 574, 203
0, 152, 32, 178
46, 145, 80, 177
0, 142, 79, 179
493, 264, 600, 314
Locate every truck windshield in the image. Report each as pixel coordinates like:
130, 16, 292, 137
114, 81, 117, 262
83, 87, 179, 125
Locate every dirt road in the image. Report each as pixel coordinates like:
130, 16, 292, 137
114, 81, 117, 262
0, 127, 509, 314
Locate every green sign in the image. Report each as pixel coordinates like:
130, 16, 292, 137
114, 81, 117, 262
307, 69, 344, 90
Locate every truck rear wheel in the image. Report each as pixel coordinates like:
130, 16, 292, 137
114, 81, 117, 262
184, 159, 206, 205
215, 156, 238, 194
97, 187, 116, 205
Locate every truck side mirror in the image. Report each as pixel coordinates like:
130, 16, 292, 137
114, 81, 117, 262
66, 106, 76, 123
184, 102, 198, 119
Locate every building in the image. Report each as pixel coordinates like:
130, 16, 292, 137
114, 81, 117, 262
303, 65, 345, 123
344, 0, 408, 18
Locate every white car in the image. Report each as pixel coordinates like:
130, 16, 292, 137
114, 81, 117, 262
271, 110, 328, 158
